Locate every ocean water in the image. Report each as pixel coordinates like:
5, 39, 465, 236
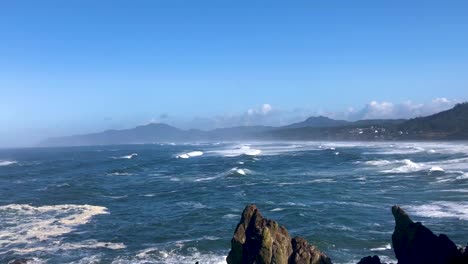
1, 142, 467, 264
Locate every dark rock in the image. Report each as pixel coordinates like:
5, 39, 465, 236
226, 204, 331, 264
290, 237, 332, 264
391, 205, 464, 264
356, 255, 382, 264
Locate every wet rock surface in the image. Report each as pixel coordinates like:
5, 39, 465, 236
227, 204, 467, 264
226, 204, 331, 264
391, 205, 464, 264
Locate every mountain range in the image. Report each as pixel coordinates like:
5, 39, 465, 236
41, 102, 468, 146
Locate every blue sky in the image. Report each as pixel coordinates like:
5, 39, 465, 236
1, 1, 468, 147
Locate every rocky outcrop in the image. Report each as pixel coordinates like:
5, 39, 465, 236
391, 205, 465, 264
356, 255, 382, 264
227, 204, 467, 264
226, 204, 332, 264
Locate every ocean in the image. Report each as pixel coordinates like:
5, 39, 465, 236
0, 142, 467, 264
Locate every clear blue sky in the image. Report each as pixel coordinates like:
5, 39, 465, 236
1, 1, 468, 147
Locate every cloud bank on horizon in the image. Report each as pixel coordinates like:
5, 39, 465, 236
165, 97, 459, 130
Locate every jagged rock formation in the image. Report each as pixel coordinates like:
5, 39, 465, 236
227, 204, 467, 264
226, 204, 332, 264
391, 205, 465, 264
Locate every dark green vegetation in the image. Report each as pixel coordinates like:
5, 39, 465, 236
42, 103, 468, 146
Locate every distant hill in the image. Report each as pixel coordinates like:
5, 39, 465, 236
41, 123, 190, 146
40, 103, 468, 146
282, 116, 349, 129
267, 103, 468, 141
396, 102, 468, 139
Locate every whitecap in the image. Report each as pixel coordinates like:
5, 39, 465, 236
236, 169, 246, 175
232, 167, 253, 176
207, 145, 262, 157
381, 159, 423, 173
176, 151, 203, 159
108, 172, 133, 176
456, 173, 468, 180
362, 160, 393, 166
429, 166, 444, 172
222, 214, 238, 219
187, 151, 203, 157
307, 178, 336, 183
113, 153, 138, 159
130, 247, 226, 264
0, 160, 17, 166
370, 243, 391, 251
245, 149, 262, 156
270, 208, 285, 212
407, 202, 468, 221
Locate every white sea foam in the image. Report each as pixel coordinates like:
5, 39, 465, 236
370, 243, 391, 251
114, 153, 138, 159
456, 173, 468, 180
236, 168, 246, 175
208, 145, 262, 157
127, 247, 226, 264
11, 240, 126, 254
245, 149, 262, 156
362, 160, 393, 166
270, 208, 285, 212
222, 214, 238, 219
407, 202, 468, 221
381, 159, 422, 173
176, 151, 203, 159
194, 167, 252, 181
108, 172, 134, 176
230, 167, 251, 176
0, 204, 110, 252
307, 178, 336, 183
426, 157, 468, 171
0, 160, 17, 166
429, 166, 444, 172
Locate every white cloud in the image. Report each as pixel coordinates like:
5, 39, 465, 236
165, 98, 462, 130
261, 104, 272, 114
346, 98, 458, 120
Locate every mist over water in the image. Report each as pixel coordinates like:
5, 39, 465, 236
1, 142, 467, 263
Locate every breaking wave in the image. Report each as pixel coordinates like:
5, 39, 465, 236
0, 204, 115, 254
114, 153, 138, 159
176, 151, 204, 159
0, 160, 17, 166
406, 202, 468, 221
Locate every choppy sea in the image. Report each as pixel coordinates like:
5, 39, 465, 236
1, 141, 467, 264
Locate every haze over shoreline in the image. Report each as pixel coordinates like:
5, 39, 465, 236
39, 102, 468, 147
